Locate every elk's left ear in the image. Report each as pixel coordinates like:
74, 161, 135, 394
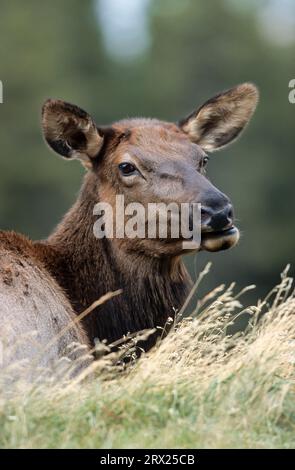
179, 83, 259, 152
42, 99, 104, 167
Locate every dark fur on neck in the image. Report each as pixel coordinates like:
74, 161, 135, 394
37, 173, 191, 349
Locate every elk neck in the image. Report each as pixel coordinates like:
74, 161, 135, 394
37, 172, 192, 346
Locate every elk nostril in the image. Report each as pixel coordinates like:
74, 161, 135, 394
201, 207, 211, 217
209, 204, 234, 231
200, 207, 212, 225
227, 206, 234, 222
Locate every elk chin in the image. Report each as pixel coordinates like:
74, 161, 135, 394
201, 226, 240, 252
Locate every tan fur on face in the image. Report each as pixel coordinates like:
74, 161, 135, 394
95, 122, 207, 258
180, 83, 259, 151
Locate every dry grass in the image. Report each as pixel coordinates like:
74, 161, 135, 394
0, 265, 295, 448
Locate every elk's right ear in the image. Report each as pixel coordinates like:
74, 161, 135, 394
42, 100, 104, 167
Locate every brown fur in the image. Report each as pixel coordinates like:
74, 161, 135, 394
0, 231, 89, 370
0, 83, 258, 367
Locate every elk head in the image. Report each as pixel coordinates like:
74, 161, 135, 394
42, 83, 258, 258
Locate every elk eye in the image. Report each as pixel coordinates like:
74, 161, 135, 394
203, 156, 210, 166
119, 162, 137, 176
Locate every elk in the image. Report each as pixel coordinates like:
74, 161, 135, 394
0, 83, 258, 368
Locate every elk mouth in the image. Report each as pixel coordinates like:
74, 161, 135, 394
201, 226, 240, 252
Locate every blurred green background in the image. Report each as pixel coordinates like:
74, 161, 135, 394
0, 0, 294, 302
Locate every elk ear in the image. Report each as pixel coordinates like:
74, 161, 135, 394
179, 83, 259, 152
42, 100, 104, 168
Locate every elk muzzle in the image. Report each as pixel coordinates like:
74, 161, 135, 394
189, 188, 240, 252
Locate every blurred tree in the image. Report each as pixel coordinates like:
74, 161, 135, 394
0, 0, 107, 237
0, 0, 294, 301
